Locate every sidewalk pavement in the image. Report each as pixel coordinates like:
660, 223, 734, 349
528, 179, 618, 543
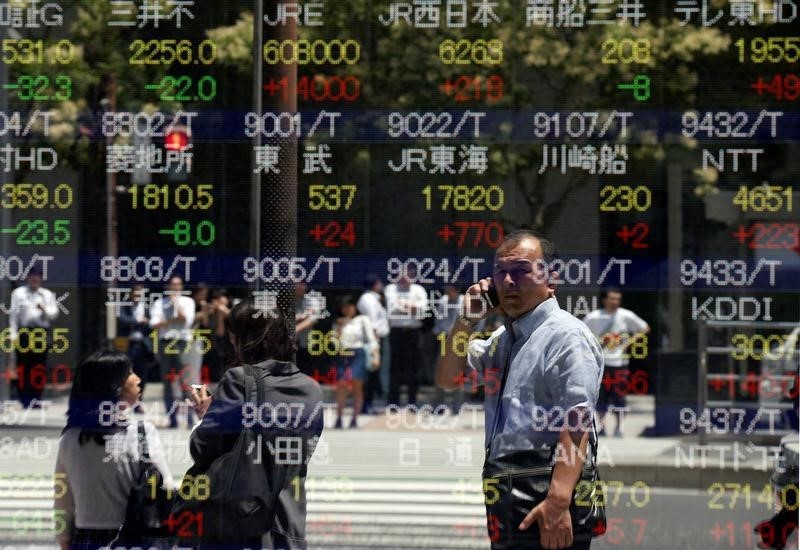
1, 387, 794, 489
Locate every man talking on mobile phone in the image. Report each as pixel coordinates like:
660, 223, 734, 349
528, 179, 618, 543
436, 230, 605, 550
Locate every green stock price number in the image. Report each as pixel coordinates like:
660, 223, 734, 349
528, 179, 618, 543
159, 220, 216, 246
0, 219, 70, 245
3, 75, 72, 101
145, 75, 217, 102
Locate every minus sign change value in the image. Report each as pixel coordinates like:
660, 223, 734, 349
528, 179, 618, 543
158, 220, 216, 246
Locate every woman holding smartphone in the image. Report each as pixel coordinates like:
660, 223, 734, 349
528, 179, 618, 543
187, 301, 324, 549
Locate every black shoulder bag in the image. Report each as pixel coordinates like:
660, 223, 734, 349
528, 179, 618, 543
481, 345, 607, 549
118, 421, 173, 545
170, 365, 283, 543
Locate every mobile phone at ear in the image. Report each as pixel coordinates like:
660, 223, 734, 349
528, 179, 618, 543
484, 285, 499, 309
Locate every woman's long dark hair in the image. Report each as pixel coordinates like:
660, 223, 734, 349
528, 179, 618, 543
64, 350, 133, 445
225, 300, 297, 365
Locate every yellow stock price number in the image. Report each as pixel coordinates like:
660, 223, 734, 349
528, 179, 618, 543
437, 331, 494, 357
129, 39, 218, 65
263, 39, 361, 65
0, 328, 69, 354
707, 483, 797, 511
308, 184, 357, 211
1, 39, 74, 64
601, 38, 651, 64
574, 480, 651, 508
598, 332, 648, 360
735, 37, 800, 64
307, 330, 353, 357
733, 185, 792, 212
128, 184, 214, 210
1, 183, 73, 209
451, 479, 479, 504
303, 476, 355, 502
731, 333, 797, 361
439, 39, 503, 65
148, 474, 210, 501
422, 185, 504, 212
54, 473, 68, 499
150, 329, 212, 355
483, 478, 500, 505
599, 185, 652, 212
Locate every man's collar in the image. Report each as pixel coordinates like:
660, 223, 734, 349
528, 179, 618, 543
504, 297, 559, 341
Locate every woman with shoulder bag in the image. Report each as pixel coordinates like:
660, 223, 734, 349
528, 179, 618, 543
184, 300, 324, 549
54, 350, 175, 550
331, 295, 379, 429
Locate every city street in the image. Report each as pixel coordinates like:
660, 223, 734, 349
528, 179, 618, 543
0, 393, 794, 549
0, 1, 797, 548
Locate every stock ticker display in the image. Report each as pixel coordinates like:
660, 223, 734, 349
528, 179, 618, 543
0, 1, 798, 549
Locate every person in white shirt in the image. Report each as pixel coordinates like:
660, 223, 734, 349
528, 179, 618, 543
433, 283, 465, 414
186, 282, 210, 399
582, 288, 650, 437
357, 274, 390, 412
295, 281, 322, 377
384, 264, 428, 407
332, 295, 379, 428
9, 269, 59, 407
149, 275, 196, 428
54, 350, 174, 549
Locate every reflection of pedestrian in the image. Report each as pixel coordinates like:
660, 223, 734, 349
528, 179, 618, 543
295, 282, 321, 378
187, 282, 210, 388
206, 289, 231, 382
385, 265, 428, 407
433, 284, 464, 413
357, 274, 390, 411
332, 296, 379, 428
54, 350, 174, 549
117, 284, 155, 403
583, 288, 649, 437
437, 231, 604, 550
9, 268, 59, 408
186, 301, 324, 549
149, 276, 195, 429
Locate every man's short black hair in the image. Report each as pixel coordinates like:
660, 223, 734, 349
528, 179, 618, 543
600, 287, 623, 301
496, 230, 558, 264
363, 273, 380, 290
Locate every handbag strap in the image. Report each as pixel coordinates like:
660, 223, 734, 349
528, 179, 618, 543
244, 363, 294, 523
244, 364, 258, 410
136, 420, 150, 461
